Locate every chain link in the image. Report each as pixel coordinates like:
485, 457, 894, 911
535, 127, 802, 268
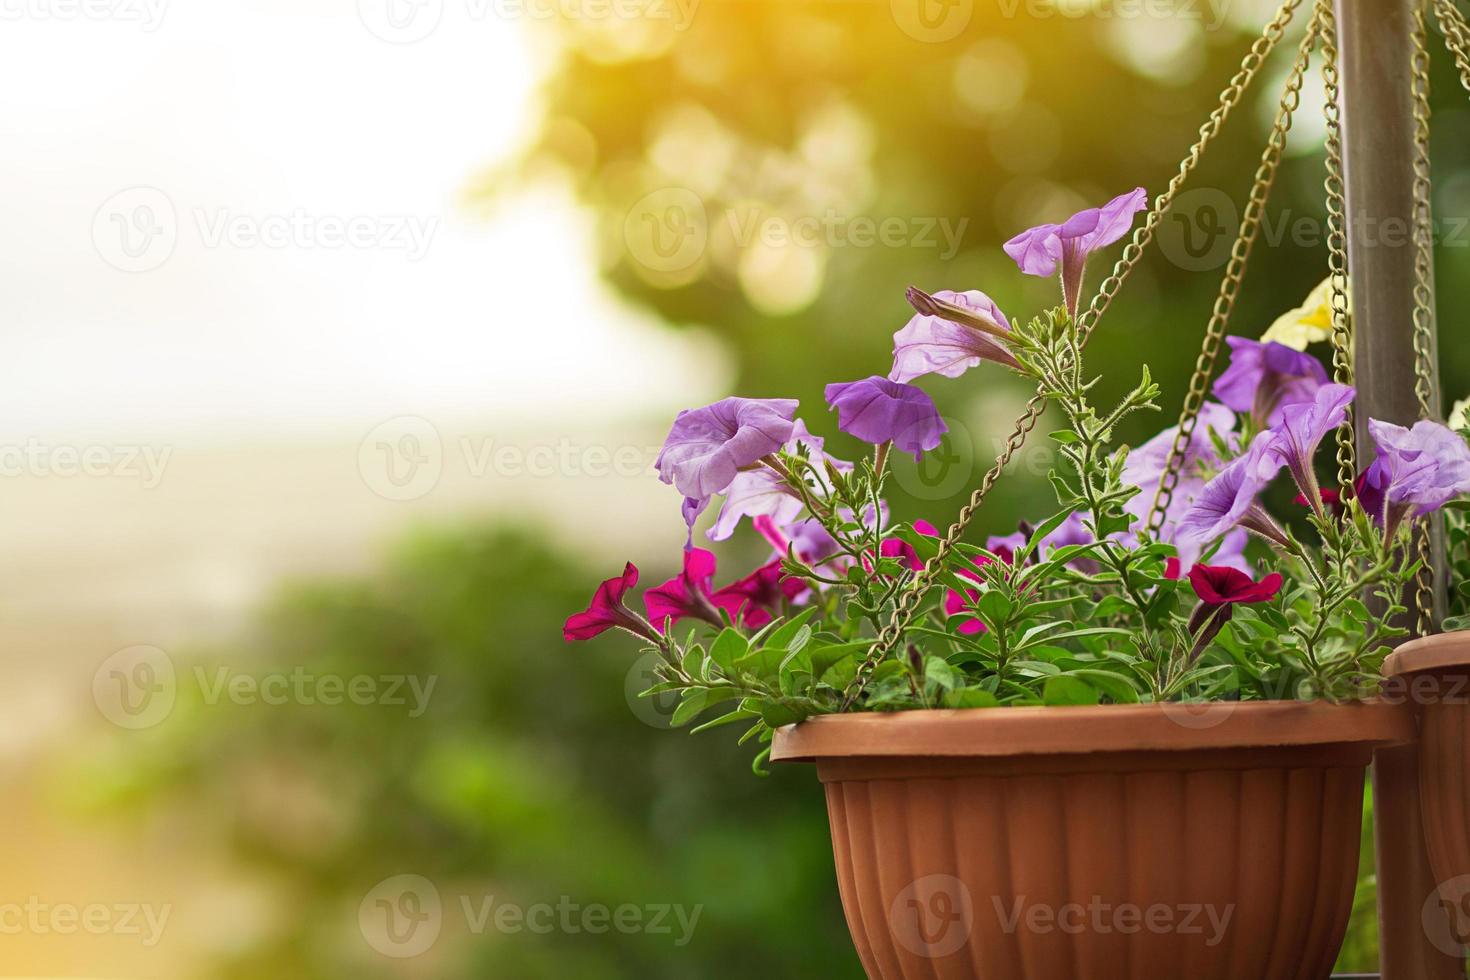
1318, 0, 1357, 498
1436, 0, 1470, 96
1146, 15, 1321, 536
1411, 0, 1440, 635
843, 0, 1307, 707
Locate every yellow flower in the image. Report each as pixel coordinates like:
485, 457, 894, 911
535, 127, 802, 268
1261, 277, 1350, 350
1451, 395, 1470, 430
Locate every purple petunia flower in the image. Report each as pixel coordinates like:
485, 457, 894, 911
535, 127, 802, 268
1213, 336, 1330, 427
889, 288, 1018, 383
1360, 418, 1470, 539
656, 397, 798, 501
1177, 435, 1289, 549
824, 376, 948, 461
1003, 187, 1148, 318
1259, 383, 1355, 511
1122, 401, 1238, 559
707, 420, 845, 543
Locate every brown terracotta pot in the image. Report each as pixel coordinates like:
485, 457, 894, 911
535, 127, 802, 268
772, 702, 1413, 980
1383, 631, 1470, 912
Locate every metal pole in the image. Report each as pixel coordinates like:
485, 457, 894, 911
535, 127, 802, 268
1334, 0, 1456, 974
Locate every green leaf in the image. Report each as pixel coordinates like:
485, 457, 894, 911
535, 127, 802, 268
1068, 669, 1141, 704
1043, 675, 1099, 706
708, 629, 748, 672
1048, 429, 1080, 445
942, 688, 1000, 709
670, 689, 709, 728
765, 608, 818, 650
690, 708, 759, 735
977, 590, 1013, 626
759, 701, 805, 728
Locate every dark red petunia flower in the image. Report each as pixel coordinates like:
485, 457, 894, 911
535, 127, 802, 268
564, 563, 646, 641
1164, 557, 1183, 581
1189, 564, 1283, 606
1185, 563, 1283, 662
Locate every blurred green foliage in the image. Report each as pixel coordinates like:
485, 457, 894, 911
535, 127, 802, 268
81, 527, 860, 978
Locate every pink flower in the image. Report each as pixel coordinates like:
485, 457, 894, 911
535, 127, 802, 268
564, 563, 649, 642
644, 548, 722, 633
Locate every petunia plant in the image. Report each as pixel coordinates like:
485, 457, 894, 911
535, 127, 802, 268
566, 194, 1470, 769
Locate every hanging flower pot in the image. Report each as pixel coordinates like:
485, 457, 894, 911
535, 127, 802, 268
772, 702, 1411, 980
1384, 632, 1470, 909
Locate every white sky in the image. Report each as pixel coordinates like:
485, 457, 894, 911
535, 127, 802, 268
0, 0, 725, 444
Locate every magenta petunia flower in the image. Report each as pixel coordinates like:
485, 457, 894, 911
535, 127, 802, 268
1177, 435, 1289, 548
943, 556, 993, 636
890, 288, 1018, 383
1213, 337, 1330, 427
1360, 418, 1470, 538
564, 563, 650, 642
656, 397, 799, 501
824, 376, 948, 461
711, 560, 805, 628
876, 519, 939, 573
1259, 383, 1355, 511
644, 548, 722, 633
1003, 187, 1148, 317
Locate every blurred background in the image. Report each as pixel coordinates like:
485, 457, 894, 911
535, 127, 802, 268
3, 0, 1469, 975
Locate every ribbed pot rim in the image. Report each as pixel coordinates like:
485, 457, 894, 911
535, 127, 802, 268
1383, 629, 1470, 677
770, 700, 1413, 763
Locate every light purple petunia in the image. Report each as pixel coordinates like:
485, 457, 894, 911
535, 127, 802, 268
1360, 418, 1470, 538
707, 420, 847, 542
824, 376, 948, 461
1003, 187, 1148, 317
1213, 336, 1330, 426
1122, 402, 1237, 534
1177, 434, 1289, 548
1259, 383, 1355, 511
890, 288, 1018, 383
656, 396, 798, 500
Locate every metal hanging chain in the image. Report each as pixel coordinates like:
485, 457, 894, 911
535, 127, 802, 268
1318, 0, 1357, 498
1411, 0, 1440, 635
842, 0, 1308, 707
1436, 0, 1470, 96
1145, 14, 1322, 537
